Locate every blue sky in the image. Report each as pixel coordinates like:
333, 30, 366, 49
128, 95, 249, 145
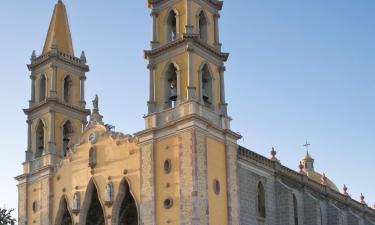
0, 0, 374, 212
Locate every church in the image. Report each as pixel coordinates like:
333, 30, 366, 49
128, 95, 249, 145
16, 1, 375, 225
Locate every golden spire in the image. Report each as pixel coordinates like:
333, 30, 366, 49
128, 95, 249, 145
43, 0, 74, 55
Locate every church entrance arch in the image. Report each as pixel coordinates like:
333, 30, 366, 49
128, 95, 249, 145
79, 179, 105, 225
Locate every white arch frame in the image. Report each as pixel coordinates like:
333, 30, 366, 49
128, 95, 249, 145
34, 118, 47, 158
78, 178, 107, 225
54, 195, 74, 225
111, 178, 140, 225
164, 8, 180, 42
160, 61, 182, 110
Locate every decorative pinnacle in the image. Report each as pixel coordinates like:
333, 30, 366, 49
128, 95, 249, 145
87, 95, 104, 128
321, 173, 328, 186
31, 50, 36, 61
80, 51, 87, 64
343, 184, 349, 196
360, 193, 366, 205
270, 147, 277, 161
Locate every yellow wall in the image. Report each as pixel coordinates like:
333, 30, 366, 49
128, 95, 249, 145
155, 136, 180, 225
207, 137, 228, 225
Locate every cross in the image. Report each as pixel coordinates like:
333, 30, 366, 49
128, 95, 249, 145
303, 140, 311, 152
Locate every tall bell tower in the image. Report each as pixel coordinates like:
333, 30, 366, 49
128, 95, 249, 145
137, 1, 241, 225
17, 1, 89, 225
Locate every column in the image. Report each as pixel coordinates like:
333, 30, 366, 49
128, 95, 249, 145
213, 13, 222, 50
80, 75, 86, 107
151, 12, 159, 49
185, 0, 193, 33
48, 111, 56, 154
50, 63, 57, 98
219, 66, 227, 115
187, 45, 196, 100
30, 75, 36, 107
147, 64, 156, 113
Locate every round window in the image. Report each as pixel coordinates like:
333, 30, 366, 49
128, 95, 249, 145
164, 197, 173, 209
164, 159, 172, 174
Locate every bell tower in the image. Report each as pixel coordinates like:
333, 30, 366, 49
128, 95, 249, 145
24, 0, 89, 164
137, 1, 240, 225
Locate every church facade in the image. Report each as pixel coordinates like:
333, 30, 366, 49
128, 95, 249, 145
16, 1, 375, 225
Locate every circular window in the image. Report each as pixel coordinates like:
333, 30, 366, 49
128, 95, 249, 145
213, 179, 220, 195
164, 197, 173, 209
164, 159, 172, 174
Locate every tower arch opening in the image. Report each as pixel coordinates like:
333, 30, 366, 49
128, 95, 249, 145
63, 75, 72, 103
39, 74, 46, 102
200, 64, 213, 106
198, 10, 208, 42
163, 63, 179, 109
293, 194, 299, 225
112, 179, 139, 225
62, 120, 73, 157
257, 182, 266, 219
35, 120, 45, 158
55, 196, 73, 225
166, 10, 178, 42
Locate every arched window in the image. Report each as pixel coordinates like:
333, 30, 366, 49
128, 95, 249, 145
164, 63, 178, 109
62, 121, 73, 157
166, 10, 177, 42
63, 75, 72, 103
293, 194, 299, 225
35, 121, 45, 158
201, 64, 212, 105
198, 11, 208, 42
112, 179, 139, 225
39, 75, 46, 102
257, 182, 266, 218
320, 206, 324, 225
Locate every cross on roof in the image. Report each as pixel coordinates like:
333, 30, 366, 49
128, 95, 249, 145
303, 140, 311, 152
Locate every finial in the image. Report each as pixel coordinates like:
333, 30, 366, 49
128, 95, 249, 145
58, 0, 63, 4
80, 51, 87, 64
270, 147, 277, 161
342, 184, 349, 196
299, 161, 305, 175
321, 173, 328, 186
93, 95, 99, 113
360, 193, 366, 205
303, 140, 311, 152
31, 50, 36, 62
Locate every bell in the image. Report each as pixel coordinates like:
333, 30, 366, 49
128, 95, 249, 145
202, 88, 209, 101
169, 87, 177, 101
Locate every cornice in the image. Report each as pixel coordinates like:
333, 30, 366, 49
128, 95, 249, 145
28, 50, 89, 72
148, 0, 223, 10
238, 146, 375, 219
144, 34, 229, 61
23, 98, 90, 116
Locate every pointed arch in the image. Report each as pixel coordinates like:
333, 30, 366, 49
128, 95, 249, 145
63, 75, 73, 103
160, 62, 181, 110
293, 194, 299, 225
165, 9, 180, 42
55, 195, 73, 225
39, 74, 47, 102
79, 178, 105, 225
111, 178, 139, 225
61, 120, 74, 157
257, 182, 266, 218
197, 10, 208, 42
198, 62, 214, 106
35, 119, 45, 158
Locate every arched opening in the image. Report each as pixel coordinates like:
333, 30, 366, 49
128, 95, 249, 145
62, 120, 73, 157
64, 75, 72, 103
164, 63, 178, 109
35, 120, 45, 158
166, 10, 177, 42
55, 197, 73, 225
201, 64, 212, 105
39, 75, 46, 102
112, 179, 138, 225
293, 194, 299, 225
198, 11, 208, 42
257, 182, 266, 219
82, 184, 105, 225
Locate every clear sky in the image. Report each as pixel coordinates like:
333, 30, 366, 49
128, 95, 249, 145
0, 0, 374, 213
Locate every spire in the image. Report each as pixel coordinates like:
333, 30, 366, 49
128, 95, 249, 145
43, 0, 74, 55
